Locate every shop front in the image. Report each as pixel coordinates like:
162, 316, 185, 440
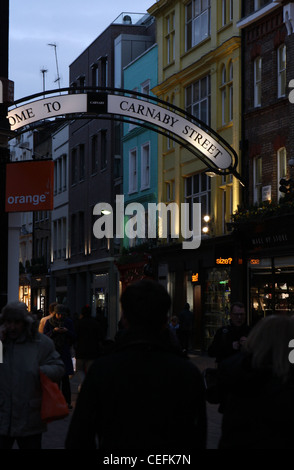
235, 213, 294, 325
153, 235, 245, 352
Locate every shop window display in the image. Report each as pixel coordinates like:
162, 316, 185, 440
203, 267, 231, 350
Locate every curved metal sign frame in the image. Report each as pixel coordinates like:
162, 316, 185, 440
7, 87, 243, 183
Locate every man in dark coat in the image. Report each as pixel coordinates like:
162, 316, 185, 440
65, 280, 207, 450
208, 302, 251, 365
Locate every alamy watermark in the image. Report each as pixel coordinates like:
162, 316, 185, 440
93, 196, 202, 250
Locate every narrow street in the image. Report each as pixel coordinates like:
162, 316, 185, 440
41, 353, 222, 450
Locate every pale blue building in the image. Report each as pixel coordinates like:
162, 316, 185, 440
122, 44, 158, 249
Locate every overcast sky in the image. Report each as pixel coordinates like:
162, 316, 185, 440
9, 0, 154, 101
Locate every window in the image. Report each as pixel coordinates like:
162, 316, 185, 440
79, 144, 85, 181
78, 75, 86, 92
229, 62, 233, 122
141, 143, 150, 190
254, 157, 262, 204
78, 212, 85, 253
129, 88, 139, 132
91, 65, 98, 88
71, 214, 77, 255
165, 12, 175, 64
62, 154, 67, 191
91, 135, 98, 174
100, 129, 107, 170
166, 181, 175, 202
277, 148, 287, 197
222, 0, 227, 26
141, 80, 150, 97
71, 148, 78, 185
254, 57, 262, 107
229, 0, 233, 21
100, 57, 108, 87
186, 75, 211, 126
220, 65, 227, 125
129, 148, 138, 194
186, 0, 211, 50
185, 173, 211, 231
278, 45, 286, 98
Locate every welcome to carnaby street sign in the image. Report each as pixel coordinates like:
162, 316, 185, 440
7, 88, 242, 180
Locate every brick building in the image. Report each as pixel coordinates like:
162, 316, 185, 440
235, 0, 294, 323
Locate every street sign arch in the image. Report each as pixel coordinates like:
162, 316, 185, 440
7, 87, 244, 183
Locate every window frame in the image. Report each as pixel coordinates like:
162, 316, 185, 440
254, 57, 262, 108
277, 44, 286, 98
185, 0, 211, 51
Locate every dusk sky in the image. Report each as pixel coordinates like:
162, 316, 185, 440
9, 0, 154, 101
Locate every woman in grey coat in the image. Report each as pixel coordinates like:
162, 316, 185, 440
0, 302, 64, 449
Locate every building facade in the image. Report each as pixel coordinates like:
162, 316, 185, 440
66, 13, 155, 337
149, 0, 244, 350
118, 44, 158, 291
50, 123, 70, 306
235, 0, 294, 325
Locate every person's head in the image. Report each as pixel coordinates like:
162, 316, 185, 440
49, 302, 58, 314
230, 302, 246, 327
81, 304, 91, 318
120, 280, 171, 332
245, 315, 294, 382
170, 316, 178, 326
0, 302, 34, 340
54, 304, 68, 320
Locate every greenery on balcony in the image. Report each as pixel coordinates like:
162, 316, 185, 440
232, 196, 294, 225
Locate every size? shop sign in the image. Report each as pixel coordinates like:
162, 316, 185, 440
5, 160, 54, 212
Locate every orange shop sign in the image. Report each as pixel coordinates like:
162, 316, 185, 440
5, 160, 54, 212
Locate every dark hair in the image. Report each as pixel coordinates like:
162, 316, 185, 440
230, 302, 245, 314
54, 304, 68, 316
120, 280, 171, 330
49, 302, 58, 314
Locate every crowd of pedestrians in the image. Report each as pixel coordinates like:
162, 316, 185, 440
1, 280, 294, 450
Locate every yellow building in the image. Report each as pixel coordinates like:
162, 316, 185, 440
149, 0, 242, 236
148, 0, 244, 350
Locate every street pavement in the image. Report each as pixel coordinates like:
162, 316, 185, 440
41, 353, 222, 450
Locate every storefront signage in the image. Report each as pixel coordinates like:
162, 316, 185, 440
107, 95, 232, 170
250, 259, 260, 265
8, 92, 234, 171
8, 94, 88, 131
216, 257, 233, 265
192, 273, 199, 283
5, 160, 54, 212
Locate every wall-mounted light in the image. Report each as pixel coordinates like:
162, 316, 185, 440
202, 215, 212, 234
101, 209, 112, 215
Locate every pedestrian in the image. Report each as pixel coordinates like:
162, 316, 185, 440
65, 279, 207, 450
178, 303, 193, 352
43, 303, 76, 409
0, 302, 64, 450
218, 315, 294, 449
74, 304, 102, 389
38, 301, 57, 334
208, 302, 251, 365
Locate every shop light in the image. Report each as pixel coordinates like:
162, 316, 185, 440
202, 226, 209, 234
203, 215, 211, 223
101, 209, 112, 215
